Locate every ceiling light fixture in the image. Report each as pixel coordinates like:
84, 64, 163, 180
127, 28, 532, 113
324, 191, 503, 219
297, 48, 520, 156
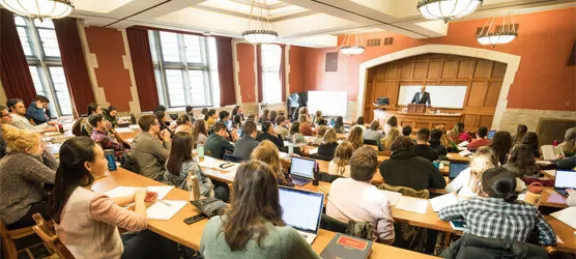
477, 13, 517, 46
417, 0, 483, 22
340, 30, 365, 55
242, 0, 278, 44
0, 0, 74, 20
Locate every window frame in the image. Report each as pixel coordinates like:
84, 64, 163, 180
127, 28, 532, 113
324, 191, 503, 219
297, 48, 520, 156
260, 44, 283, 104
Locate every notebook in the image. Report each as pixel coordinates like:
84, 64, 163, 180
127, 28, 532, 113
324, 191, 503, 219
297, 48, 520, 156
550, 206, 576, 229
396, 196, 429, 214
320, 233, 373, 259
541, 145, 565, 161
430, 193, 459, 212
146, 200, 187, 220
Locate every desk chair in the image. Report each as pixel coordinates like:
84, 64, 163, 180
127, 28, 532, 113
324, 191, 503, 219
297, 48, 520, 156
310, 154, 331, 162
31, 213, 74, 259
319, 172, 341, 183
320, 214, 347, 234
364, 139, 383, 151
0, 221, 37, 259
223, 154, 244, 163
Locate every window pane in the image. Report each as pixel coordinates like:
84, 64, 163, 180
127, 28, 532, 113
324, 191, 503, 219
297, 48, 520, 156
165, 69, 186, 107
38, 28, 61, 57
183, 35, 202, 64
29, 66, 45, 96
15, 16, 27, 26
17, 27, 33, 56
34, 19, 55, 28
48, 67, 73, 115
188, 70, 206, 106
159, 32, 181, 63
207, 37, 220, 107
261, 44, 282, 103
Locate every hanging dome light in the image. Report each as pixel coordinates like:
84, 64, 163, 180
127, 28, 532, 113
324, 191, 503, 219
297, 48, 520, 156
242, 0, 278, 44
417, 0, 483, 22
340, 46, 365, 55
339, 30, 365, 55
477, 13, 517, 46
0, 0, 74, 20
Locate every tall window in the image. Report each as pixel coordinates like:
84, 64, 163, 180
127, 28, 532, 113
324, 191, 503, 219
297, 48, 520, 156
149, 31, 220, 108
15, 16, 73, 116
261, 44, 282, 104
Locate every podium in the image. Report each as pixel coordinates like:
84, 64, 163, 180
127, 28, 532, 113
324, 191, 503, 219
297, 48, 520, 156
407, 104, 426, 114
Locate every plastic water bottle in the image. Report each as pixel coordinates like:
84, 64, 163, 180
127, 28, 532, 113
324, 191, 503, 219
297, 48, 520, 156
187, 171, 201, 201
197, 144, 205, 162
288, 143, 294, 155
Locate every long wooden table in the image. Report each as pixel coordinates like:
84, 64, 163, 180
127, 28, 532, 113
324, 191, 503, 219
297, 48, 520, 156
90, 168, 438, 258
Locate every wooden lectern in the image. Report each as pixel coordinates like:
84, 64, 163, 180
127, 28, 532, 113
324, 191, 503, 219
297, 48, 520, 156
407, 104, 426, 114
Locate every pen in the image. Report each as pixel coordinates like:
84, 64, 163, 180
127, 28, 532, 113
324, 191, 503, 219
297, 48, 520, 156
157, 200, 172, 207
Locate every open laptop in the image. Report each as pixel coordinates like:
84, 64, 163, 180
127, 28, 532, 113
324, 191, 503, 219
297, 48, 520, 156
554, 170, 576, 197
449, 161, 468, 180
487, 130, 496, 140
278, 186, 324, 244
290, 157, 316, 186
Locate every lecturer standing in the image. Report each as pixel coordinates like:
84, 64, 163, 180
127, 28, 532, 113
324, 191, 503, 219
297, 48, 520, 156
411, 86, 431, 107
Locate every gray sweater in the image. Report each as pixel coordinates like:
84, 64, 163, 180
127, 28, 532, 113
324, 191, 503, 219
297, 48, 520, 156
130, 132, 171, 180
200, 216, 321, 259
0, 151, 57, 225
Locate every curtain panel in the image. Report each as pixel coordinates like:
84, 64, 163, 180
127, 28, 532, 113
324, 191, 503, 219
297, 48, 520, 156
215, 37, 236, 106
126, 27, 160, 112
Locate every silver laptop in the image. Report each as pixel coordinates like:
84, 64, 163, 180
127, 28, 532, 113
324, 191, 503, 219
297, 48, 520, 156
554, 170, 576, 197
289, 157, 316, 186
278, 186, 324, 244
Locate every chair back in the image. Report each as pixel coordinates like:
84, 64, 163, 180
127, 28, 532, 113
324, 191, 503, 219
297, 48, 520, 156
378, 183, 430, 199
223, 154, 244, 163
31, 213, 75, 259
310, 153, 331, 162
319, 172, 341, 183
0, 221, 36, 259
320, 214, 347, 234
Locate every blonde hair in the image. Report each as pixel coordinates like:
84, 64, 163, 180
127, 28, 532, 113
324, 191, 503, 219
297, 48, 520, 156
382, 127, 400, 150
435, 125, 451, 147
348, 127, 364, 150
333, 141, 354, 176
1, 124, 40, 154
323, 128, 337, 143
250, 140, 286, 185
316, 125, 327, 137
468, 147, 498, 195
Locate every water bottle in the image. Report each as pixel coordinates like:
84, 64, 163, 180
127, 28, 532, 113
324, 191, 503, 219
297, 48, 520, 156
312, 162, 319, 186
432, 160, 440, 169
104, 149, 117, 171
288, 143, 294, 155
197, 144, 205, 162
187, 171, 201, 201
130, 114, 137, 125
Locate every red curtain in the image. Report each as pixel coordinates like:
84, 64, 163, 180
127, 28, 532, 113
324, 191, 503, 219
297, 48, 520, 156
256, 44, 263, 103
126, 27, 160, 112
215, 37, 236, 106
0, 9, 37, 105
279, 44, 286, 102
53, 18, 95, 114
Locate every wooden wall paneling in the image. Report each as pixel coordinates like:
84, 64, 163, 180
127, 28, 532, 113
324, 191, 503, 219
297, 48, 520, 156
441, 60, 459, 79
413, 62, 428, 79
400, 63, 413, 79
386, 64, 400, 79
463, 114, 480, 130
467, 81, 489, 107
458, 59, 475, 79
474, 60, 494, 79
386, 82, 399, 107
484, 81, 503, 107
428, 61, 442, 79
479, 115, 494, 128
492, 62, 507, 79
375, 65, 387, 81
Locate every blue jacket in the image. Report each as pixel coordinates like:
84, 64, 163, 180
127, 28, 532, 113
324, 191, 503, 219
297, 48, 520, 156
26, 103, 49, 125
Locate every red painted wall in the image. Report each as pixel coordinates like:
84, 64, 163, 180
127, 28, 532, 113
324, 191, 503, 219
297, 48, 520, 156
84, 27, 133, 111
301, 8, 576, 111
236, 43, 256, 103
289, 46, 305, 93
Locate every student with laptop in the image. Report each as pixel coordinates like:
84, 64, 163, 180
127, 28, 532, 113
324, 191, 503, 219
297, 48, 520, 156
200, 161, 321, 259
503, 144, 540, 178
439, 167, 557, 246
446, 147, 497, 196
553, 170, 576, 198
467, 126, 490, 151
326, 146, 395, 244
251, 140, 293, 187
289, 156, 317, 186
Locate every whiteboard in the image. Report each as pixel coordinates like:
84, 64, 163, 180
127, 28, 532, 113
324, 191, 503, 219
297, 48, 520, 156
307, 91, 347, 117
398, 85, 467, 109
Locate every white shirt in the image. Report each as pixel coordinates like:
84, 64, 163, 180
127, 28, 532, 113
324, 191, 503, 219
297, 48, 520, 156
328, 160, 351, 178
446, 167, 527, 197
326, 178, 395, 244
10, 113, 49, 132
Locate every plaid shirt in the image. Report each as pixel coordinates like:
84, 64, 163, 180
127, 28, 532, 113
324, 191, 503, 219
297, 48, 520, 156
438, 197, 556, 246
91, 129, 124, 160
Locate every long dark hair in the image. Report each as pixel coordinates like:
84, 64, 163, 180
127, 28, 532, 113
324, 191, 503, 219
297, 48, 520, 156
521, 132, 539, 157
514, 124, 528, 144
222, 161, 284, 251
193, 120, 208, 140
232, 105, 240, 117
507, 144, 538, 177
334, 116, 344, 129
481, 167, 518, 203
232, 115, 242, 129
488, 131, 512, 165
48, 137, 96, 224
290, 122, 300, 135
166, 132, 194, 176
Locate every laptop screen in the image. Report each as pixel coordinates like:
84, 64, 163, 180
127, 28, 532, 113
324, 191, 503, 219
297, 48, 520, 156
290, 157, 315, 179
555, 170, 576, 189
488, 130, 496, 140
449, 162, 468, 179
278, 187, 324, 233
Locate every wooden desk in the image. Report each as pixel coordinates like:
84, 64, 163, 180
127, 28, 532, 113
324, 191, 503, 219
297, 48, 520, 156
446, 153, 470, 162
544, 216, 576, 254
373, 110, 462, 131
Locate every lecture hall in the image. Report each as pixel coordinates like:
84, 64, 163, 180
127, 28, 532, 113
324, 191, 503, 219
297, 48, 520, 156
0, 0, 575, 258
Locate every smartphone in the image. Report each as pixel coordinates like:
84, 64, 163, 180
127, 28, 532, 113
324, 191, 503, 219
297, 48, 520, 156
450, 220, 466, 231
104, 149, 117, 171
183, 214, 207, 225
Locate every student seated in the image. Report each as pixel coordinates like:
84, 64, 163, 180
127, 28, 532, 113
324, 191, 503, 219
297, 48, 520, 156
326, 147, 395, 244
205, 122, 235, 160
154, 111, 173, 138
130, 115, 171, 181
488, 131, 512, 165
300, 121, 314, 137
89, 114, 129, 161
269, 111, 278, 123
439, 167, 556, 246
82, 103, 103, 136
185, 105, 195, 120
383, 116, 398, 136
513, 124, 528, 145
218, 110, 236, 142
412, 128, 438, 162
560, 127, 576, 157
251, 140, 293, 187
290, 122, 306, 144
103, 106, 120, 128
231, 105, 244, 121
364, 120, 383, 143
259, 109, 270, 124
7, 98, 57, 133
379, 137, 445, 190
200, 161, 321, 259
328, 141, 354, 177
174, 114, 193, 134
401, 125, 412, 137
449, 122, 470, 143
382, 127, 400, 151
193, 119, 209, 146
205, 109, 217, 130
503, 144, 539, 178
318, 128, 339, 160
347, 126, 364, 150
0, 125, 57, 229
274, 115, 290, 139
333, 116, 345, 134
429, 129, 448, 156
353, 116, 366, 133
49, 137, 178, 259
26, 95, 52, 125
521, 132, 540, 158
556, 154, 576, 170
467, 126, 490, 151
257, 121, 284, 149
312, 125, 327, 145
232, 120, 259, 161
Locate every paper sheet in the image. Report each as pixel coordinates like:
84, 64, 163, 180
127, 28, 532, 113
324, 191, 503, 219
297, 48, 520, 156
146, 200, 187, 220
104, 186, 173, 199
458, 141, 469, 147
203, 168, 237, 182
129, 124, 140, 130
381, 190, 402, 206
551, 206, 576, 229
536, 160, 553, 165
308, 148, 319, 155
396, 196, 429, 214
147, 186, 174, 200
542, 170, 556, 177
115, 127, 134, 133
429, 193, 459, 212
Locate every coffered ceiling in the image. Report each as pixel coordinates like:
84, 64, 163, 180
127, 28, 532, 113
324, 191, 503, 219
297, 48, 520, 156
70, 0, 576, 48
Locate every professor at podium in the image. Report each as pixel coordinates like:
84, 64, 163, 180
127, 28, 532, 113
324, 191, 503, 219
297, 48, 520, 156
411, 86, 431, 107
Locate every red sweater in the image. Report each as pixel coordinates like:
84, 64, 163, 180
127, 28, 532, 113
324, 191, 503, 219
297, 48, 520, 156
467, 138, 490, 150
